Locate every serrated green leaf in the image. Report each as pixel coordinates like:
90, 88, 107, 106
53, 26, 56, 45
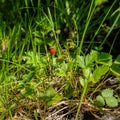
105, 96, 118, 107
77, 55, 85, 68
96, 95, 105, 107
85, 50, 98, 67
96, 52, 112, 66
93, 65, 109, 83
85, 54, 95, 67
101, 88, 113, 98
110, 64, 120, 76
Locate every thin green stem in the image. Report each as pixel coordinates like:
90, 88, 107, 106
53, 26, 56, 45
100, 12, 120, 48
86, 0, 117, 52
0, 58, 32, 72
109, 30, 120, 54
77, 0, 95, 56
75, 81, 88, 120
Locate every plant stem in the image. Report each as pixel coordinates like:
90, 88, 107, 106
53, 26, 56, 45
77, 0, 95, 56
100, 12, 120, 48
75, 81, 88, 120
86, 0, 117, 52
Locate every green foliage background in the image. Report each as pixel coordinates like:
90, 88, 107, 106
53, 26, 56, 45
0, 0, 120, 119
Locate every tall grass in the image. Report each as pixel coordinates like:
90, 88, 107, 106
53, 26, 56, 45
0, 0, 119, 119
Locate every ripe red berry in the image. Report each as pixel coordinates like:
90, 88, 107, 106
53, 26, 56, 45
50, 47, 55, 55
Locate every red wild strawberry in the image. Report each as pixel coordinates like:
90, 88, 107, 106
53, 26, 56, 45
50, 47, 55, 55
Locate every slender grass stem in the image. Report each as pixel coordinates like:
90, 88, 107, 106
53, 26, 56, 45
0, 59, 32, 72
100, 12, 120, 48
86, 0, 117, 51
109, 30, 120, 54
75, 81, 88, 120
77, 0, 95, 56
